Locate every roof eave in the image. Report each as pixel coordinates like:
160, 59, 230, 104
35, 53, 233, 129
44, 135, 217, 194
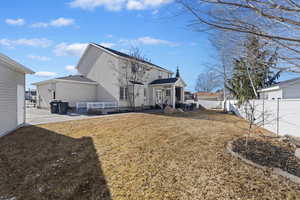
32, 79, 56, 86
149, 82, 177, 86
32, 78, 98, 86
0, 53, 34, 74
258, 85, 280, 92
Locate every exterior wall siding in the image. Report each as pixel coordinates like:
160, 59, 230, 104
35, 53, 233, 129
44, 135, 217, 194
36, 83, 54, 109
56, 82, 97, 107
79, 46, 119, 105
283, 83, 300, 99
0, 62, 25, 136
265, 89, 283, 100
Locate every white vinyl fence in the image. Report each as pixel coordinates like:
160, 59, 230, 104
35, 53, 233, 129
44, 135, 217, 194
186, 100, 223, 109
226, 99, 300, 137
198, 100, 223, 109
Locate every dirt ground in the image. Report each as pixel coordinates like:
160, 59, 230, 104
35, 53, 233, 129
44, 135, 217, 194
1, 110, 300, 200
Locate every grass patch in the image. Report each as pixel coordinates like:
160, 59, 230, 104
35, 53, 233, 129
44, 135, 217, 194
0, 110, 299, 199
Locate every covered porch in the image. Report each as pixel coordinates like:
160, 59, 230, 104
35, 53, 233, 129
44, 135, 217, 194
149, 77, 187, 108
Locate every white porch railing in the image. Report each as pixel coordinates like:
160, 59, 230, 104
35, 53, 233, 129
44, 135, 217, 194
76, 102, 118, 113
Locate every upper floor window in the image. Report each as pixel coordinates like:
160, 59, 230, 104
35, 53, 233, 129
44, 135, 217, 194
158, 71, 163, 79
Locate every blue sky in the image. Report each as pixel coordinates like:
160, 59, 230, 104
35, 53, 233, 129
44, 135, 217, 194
0, 0, 215, 91
1, 0, 297, 91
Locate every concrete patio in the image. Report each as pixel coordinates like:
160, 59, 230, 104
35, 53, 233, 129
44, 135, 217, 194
25, 107, 130, 125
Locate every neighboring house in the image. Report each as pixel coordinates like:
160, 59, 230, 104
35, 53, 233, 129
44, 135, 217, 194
195, 91, 224, 101
259, 77, 300, 100
33, 43, 186, 109
0, 53, 34, 136
25, 89, 37, 101
184, 91, 196, 101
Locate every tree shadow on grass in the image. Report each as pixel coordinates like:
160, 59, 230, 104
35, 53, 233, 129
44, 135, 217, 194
0, 126, 111, 200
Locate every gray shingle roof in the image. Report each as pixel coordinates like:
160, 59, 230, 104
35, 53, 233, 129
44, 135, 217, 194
92, 43, 172, 73
56, 75, 97, 83
150, 78, 178, 85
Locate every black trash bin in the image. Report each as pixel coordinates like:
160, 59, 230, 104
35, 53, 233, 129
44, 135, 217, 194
58, 102, 69, 114
50, 100, 60, 114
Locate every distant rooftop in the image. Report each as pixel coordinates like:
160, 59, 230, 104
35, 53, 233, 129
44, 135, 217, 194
92, 43, 172, 73
194, 92, 223, 97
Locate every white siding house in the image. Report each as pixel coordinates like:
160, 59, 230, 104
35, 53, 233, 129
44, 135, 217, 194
0, 53, 34, 136
259, 77, 300, 100
34, 43, 186, 110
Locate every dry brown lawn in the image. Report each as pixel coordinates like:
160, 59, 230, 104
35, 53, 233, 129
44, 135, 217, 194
1, 110, 300, 200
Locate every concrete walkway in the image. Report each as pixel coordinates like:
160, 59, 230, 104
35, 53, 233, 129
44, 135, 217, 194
26, 108, 133, 125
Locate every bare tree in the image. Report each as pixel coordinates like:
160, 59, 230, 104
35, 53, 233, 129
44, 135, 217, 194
118, 47, 150, 110
207, 30, 243, 104
176, 0, 300, 72
195, 70, 221, 92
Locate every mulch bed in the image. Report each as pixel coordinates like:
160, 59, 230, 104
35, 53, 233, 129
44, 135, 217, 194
232, 137, 300, 177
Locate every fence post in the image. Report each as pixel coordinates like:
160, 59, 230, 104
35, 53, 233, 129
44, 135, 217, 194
276, 98, 280, 136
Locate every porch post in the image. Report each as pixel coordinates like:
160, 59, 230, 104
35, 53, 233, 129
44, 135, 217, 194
181, 87, 185, 103
172, 85, 176, 108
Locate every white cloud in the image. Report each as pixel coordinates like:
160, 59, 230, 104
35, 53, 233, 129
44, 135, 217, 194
99, 42, 115, 48
35, 71, 57, 77
106, 34, 113, 38
0, 38, 52, 48
5, 18, 25, 26
50, 18, 74, 27
137, 37, 178, 46
31, 18, 75, 28
54, 42, 88, 56
119, 48, 130, 54
27, 55, 51, 61
68, 0, 172, 11
127, 0, 144, 10
69, 0, 126, 11
120, 36, 179, 47
65, 65, 77, 73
